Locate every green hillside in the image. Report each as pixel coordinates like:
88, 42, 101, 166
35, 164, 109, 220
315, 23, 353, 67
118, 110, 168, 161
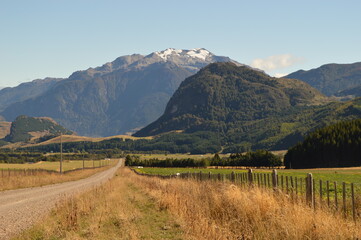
133, 63, 361, 151
284, 119, 361, 168
286, 62, 361, 96
4, 115, 73, 143
14, 63, 361, 153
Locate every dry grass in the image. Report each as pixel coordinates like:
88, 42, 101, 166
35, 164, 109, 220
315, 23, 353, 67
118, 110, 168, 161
2, 134, 153, 149
0, 159, 111, 172
0, 121, 11, 138
15, 168, 361, 239
133, 172, 361, 239
0, 165, 113, 191
29, 134, 153, 146
15, 168, 183, 240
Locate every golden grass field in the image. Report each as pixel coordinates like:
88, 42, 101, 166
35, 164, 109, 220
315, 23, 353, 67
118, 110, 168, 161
0, 159, 117, 191
31, 134, 153, 146
0, 159, 110, 172
1, 134, 153, 149
16, 167, 361, 239
0, 121, 11, 138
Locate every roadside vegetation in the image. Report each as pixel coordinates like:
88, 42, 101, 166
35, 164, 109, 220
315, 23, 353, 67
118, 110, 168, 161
0, 160, 116, 191
15, 168, 184, 240
0, 159, 112, 172
16, 167, 361, 239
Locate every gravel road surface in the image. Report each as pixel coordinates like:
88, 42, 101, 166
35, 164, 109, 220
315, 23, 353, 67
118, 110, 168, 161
0, 159, 123, 240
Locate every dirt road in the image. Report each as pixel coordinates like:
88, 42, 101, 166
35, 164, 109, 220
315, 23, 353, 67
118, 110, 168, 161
0, 159, 123, 240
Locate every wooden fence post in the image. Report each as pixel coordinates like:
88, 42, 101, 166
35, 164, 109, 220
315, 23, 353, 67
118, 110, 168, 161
248, 169, 253, 186
263, 174, 267, 188
319, 180, 323, 206
272, 170, 278, 190
351, 183, 356, 222
334, 181, 338, 211
326, 180, 330, 207
313, 179, 316, 210
231, 171, 235, 183
306, 173, 314, 208
342, 182, 346, 218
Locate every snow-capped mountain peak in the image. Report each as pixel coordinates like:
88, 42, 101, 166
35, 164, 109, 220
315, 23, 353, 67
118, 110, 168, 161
154, 48, 212, 61
185, 48, 211, 60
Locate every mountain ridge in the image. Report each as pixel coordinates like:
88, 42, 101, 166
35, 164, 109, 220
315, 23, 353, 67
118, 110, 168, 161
134, 62, 361, 151
0, 48, 242, 137
286, 62, 361, 96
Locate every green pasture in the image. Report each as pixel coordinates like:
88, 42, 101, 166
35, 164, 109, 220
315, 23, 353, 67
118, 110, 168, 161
0, 159, 111, 172
133, 153, 230, 160
133, 167, 361, 197
134, 167, 361, 183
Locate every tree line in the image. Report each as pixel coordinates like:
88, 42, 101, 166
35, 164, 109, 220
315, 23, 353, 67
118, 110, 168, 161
284, 119, 361, 168
211, 150, 282, 167
125, 150, 282, 168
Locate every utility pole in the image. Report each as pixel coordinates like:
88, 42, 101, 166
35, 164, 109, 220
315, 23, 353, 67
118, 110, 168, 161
82, 149, 85, 170
60, 133, 63, 174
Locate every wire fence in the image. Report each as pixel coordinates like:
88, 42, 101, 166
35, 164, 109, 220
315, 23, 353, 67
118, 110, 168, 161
131, 168, 361, 222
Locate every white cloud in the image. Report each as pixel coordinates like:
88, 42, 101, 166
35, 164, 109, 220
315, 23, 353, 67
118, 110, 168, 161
274, 73, 287, 78
250, 54, 303, 71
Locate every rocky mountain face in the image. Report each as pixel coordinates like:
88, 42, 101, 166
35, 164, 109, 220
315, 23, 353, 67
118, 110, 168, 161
3, 115, 73, 143
335, 85, 361, 98
286, 62, 361, 96
134, 62, 361, 151
0, 48, 238, 136
0, 78, 63, 112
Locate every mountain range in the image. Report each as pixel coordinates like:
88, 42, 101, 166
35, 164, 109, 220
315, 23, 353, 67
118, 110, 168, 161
1, 49, 361, 152
0, 48, 241, 137
134, 62, 361, 151
286, 62, 361, 96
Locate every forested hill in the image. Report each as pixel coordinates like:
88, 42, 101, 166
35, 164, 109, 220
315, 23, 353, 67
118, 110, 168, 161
286, 62, 361, 96
135, 62, 327, 137
134, 62, 361, 151
4, 115, 73, 143
284, 119, 361, 168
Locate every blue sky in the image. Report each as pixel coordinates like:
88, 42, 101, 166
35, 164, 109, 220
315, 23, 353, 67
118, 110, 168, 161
1, 0, 360, 87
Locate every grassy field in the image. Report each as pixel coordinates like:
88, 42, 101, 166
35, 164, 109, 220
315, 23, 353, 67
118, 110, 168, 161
134, 167, 361, 184
133, 166, 361, 200
0, 159, 111, 172
0, 161, 117, 191
133, 151, 287, 160
133, 153, 230, 160
15, 168, 184, 240
16, 167, 361, 239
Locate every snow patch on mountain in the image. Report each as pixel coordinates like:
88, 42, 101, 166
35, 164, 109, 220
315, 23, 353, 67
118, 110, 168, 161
155, 48, 212, 61
185, 48, 211, 60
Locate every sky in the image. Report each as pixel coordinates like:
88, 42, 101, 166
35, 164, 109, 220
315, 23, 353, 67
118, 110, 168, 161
1, 0, 360, 87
